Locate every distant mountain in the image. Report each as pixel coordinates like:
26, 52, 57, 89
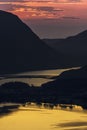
43, 30, 87, 67
0, 10, 62, 74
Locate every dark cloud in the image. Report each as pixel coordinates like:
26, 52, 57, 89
68, 0, 82, 2
35, 6, 64, 12
8, 4, 64, 12
62, 16, 80, 20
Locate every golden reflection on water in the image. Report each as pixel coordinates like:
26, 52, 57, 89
0, 68, 79, 86
0, 104, 87, 130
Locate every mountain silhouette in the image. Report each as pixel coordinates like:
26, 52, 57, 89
44, 30, 87, 67
57, 66, 87, 79
0, 10, 61, 74
40, 66, 87, 105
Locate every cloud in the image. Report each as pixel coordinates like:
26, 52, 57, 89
62, 16, 80, 20
0, 0, 84, 2
0, 0, 86, 20
68, 0, 82, 2
7, 4, 64, 12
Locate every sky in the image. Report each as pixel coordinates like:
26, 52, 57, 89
0, 0, 87, 38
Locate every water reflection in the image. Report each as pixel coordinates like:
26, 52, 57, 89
0, 103, 87, 130
0, 104, 20, 117
0, 108, 12, 118
0, 103, 84, 118
56, 122, 87, 130
0, 68, 76, 86
21, 102, 83, 111
64, 128, 87, 130
58, 122, 87, 127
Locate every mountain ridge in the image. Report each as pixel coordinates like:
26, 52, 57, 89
0, 10, 61, 74
43, 29, 87, 67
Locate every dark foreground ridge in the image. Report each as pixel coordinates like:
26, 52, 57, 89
1, 65, 87, 110
0, 10, 60, 74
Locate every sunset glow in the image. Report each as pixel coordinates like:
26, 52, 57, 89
0, 0, 87, 38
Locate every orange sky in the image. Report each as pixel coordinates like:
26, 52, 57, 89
0, 0, 87, 38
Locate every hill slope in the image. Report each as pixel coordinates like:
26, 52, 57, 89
0, 10, 60, 74
44, 30, 87, 67
57, 66, 87, 79
40, 66, 87, 105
